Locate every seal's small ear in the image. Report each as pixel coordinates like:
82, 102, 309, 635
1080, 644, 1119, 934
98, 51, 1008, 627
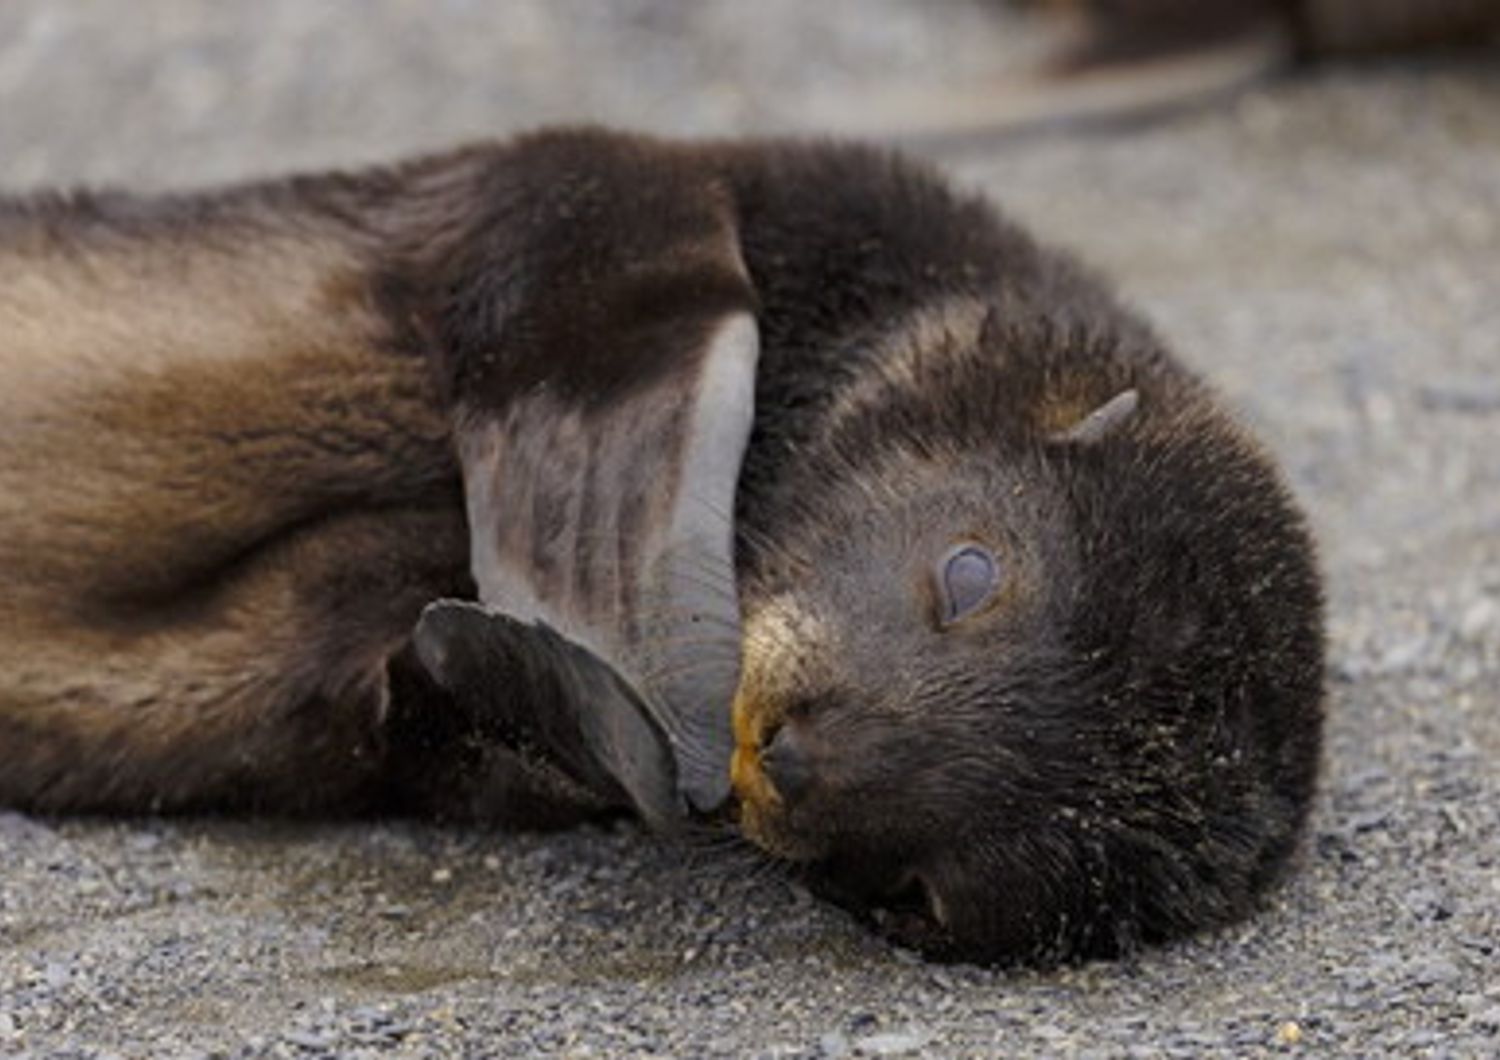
1050, 388, 1139, 445
399, 132, 756, 824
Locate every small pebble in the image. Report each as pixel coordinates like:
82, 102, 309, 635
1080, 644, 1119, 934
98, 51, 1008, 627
819, 1031, 851, 1058
128, 832, 163, 853
853, 1028, 933, 1056
1408, 958, 1462, 988
283, 1029, 334, 1051
1470, 1007, 1500, 1030
1459, 598, 1498, 641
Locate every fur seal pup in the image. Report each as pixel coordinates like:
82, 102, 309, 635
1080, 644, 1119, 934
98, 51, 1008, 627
0, 128, 1324, 964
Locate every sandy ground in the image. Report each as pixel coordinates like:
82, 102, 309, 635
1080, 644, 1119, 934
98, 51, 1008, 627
1, 3, 1498, 1056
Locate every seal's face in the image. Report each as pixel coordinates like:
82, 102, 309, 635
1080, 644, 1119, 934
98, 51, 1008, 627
731, 449, 1088, 960
732, 451, 1066, 862
728, 314, 1324, 964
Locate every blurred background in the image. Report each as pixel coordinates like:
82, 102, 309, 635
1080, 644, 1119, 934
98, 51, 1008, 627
0, 0, 1035, 186
2, 0, 1496, 187
2, 2, 1498, 1056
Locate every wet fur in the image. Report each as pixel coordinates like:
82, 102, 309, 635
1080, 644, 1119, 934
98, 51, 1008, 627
0, 129, 1324, 963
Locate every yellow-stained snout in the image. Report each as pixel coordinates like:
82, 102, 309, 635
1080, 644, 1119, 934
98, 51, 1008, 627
730, 684, 782, 809
727, 594, 838, 860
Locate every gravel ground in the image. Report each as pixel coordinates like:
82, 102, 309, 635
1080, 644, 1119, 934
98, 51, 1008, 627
2, 3, 1498, 1057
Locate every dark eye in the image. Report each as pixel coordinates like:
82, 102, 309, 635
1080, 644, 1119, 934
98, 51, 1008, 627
935, 543, 1002, 627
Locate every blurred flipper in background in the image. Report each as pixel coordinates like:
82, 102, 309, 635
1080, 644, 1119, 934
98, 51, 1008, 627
797, 0, 1500, 143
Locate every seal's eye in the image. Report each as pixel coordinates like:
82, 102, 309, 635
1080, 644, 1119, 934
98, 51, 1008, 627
935, 543, 1001, 627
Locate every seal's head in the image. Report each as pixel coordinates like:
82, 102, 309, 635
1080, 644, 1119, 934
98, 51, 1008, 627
730, 303, 1324, 964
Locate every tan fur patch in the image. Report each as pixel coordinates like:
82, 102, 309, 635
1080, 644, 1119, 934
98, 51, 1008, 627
0, 199, 461, 812
1034, 389, 1100, 436
821, 298, 991, 439
730, 594, 832, 824
0, 229, 371, 403
0, 220, 450, 610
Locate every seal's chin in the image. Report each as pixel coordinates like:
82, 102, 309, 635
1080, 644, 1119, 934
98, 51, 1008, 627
730, 783, 825, 863
802, 859, 957, 955
727, 709, 961, 955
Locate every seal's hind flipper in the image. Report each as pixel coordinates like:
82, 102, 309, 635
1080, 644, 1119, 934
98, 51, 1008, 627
396, 134, 759, 822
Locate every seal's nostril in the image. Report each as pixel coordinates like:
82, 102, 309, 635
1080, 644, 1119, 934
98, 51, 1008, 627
760, 721, 815, 802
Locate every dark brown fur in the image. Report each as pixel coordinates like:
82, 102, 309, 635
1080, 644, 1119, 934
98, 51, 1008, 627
0, 129, 1324, 964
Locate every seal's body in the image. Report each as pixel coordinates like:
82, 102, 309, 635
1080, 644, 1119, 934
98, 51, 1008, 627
0, 130, 1323, 963
0, 187, 466, 813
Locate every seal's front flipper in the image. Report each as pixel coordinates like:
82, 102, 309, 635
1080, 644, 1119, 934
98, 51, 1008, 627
413, 600, 680, 827
395, 133, 759, 823
454, 310, 757, 821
